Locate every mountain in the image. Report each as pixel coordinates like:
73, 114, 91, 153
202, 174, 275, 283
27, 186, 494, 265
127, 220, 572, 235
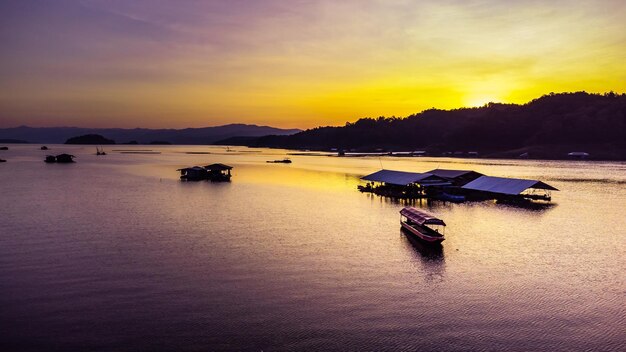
65, 134, 116, 144
236, 92, 626, 160
0, 124, 301, 144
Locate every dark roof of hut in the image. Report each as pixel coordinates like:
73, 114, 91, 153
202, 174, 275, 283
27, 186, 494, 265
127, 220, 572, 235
425, 169, 482, 179
461, 176, 559, 195
361, 169, 450, 186
204, 163, 233, 171
177, 166, 205, 171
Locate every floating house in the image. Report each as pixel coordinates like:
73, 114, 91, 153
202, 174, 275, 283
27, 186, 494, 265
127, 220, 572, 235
56, 154, 75, 163
204, 163, 233, 182
178, 163, 233, 182
359, 169, 450, 198
178, 166, 209, 181
45, 154, 75, 163
461, 176, 558, 201
359, 167, 558, 203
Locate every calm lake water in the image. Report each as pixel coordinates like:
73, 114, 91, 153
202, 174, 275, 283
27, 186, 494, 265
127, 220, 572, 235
1, 145, 625, 351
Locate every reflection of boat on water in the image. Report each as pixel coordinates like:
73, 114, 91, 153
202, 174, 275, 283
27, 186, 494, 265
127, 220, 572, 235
266, 158, 292, 163
402, 229, 444, 260
400, 207, 446, 243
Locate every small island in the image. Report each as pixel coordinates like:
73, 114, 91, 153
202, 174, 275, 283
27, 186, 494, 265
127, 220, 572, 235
65, 134, 115, 145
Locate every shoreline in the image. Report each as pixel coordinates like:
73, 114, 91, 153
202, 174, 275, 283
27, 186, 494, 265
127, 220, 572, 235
1, 142, 625, 161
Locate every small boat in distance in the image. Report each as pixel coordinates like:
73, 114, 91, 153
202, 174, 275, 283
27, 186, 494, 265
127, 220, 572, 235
400, 207, 446, 243
266, 158, 292, 163
40, 146, 49, 150
96, 147, 106, 155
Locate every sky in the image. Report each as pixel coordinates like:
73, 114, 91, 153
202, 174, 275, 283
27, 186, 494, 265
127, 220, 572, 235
0, 0, 625, 129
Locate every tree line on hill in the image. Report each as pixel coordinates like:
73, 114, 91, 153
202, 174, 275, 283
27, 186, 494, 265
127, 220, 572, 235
220, 92, 626, 159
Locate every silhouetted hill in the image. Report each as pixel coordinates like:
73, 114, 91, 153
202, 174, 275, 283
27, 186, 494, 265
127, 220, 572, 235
244, 92, 626, 159
65, 134, 115, 144
0, 124, 301, 144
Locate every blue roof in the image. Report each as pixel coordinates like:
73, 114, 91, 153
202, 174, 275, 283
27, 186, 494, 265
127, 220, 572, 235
425, 169, 482, 179
462, 176, 559, 195
361, 169, 449, 186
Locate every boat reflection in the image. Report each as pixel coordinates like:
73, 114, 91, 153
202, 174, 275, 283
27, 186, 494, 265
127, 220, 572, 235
401, 228, 444, 261
401, 228, 446, 282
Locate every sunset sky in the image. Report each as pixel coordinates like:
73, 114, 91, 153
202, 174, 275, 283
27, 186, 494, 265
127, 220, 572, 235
0, 0, 624, 129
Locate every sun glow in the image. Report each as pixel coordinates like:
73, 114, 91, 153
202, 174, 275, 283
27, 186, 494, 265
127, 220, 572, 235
0, 0, 625, 128
461, 78, 513, 107
465, 95, 502, 107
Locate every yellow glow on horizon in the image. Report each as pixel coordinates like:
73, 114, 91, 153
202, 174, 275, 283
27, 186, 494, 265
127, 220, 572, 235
465, 96, 499, 107
0, 0, 625, 128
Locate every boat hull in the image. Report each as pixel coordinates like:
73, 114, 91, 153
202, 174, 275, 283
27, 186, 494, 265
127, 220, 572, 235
401, 221, 444, 243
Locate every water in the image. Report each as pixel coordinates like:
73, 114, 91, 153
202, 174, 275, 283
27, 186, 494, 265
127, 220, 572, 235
1, 145, 625, 351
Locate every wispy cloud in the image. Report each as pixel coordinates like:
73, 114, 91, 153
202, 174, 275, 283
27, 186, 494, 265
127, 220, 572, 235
1, 0, 624, 128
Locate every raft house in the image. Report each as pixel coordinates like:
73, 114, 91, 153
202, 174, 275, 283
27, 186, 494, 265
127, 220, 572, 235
44, 154, 75, 163
461, 176, 558, 202
178, 163, 232, 182
359, 168, 557, 202
358, 169, 451, 198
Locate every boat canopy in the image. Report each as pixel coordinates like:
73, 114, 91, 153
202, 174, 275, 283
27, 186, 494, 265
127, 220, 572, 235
461, 176, 559, 195
361, 169, 450, 186
400, 207, 446, 226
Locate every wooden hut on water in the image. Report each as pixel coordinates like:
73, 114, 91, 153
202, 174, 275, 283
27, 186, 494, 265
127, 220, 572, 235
359, 169, 450, 198
204, 163, 232, 182
461, 176, 558, 201
359, 168, 558, 203
178, 166, 209, 181
44, 154, 75, 163
178, 163, 233, 182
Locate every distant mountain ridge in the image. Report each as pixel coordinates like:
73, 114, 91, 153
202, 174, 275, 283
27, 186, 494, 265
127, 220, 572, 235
231, 92, 626, 160
0, 124, 301, 144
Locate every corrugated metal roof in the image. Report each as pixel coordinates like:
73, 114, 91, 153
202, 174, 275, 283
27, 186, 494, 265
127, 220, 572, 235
426, 169, 481, 179
462, 176, 559, 195
361, 169, 445, 186
400, 207, 446, 226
